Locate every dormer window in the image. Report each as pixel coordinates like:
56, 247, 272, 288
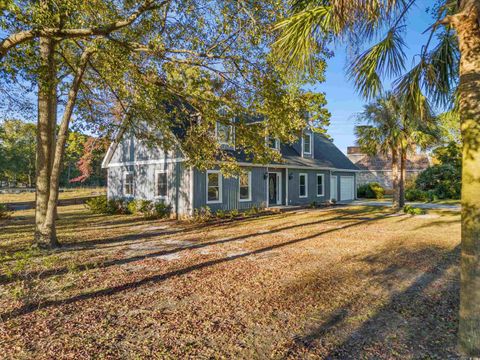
303, 133, 312, 155
267, 136, 280, 150
216, 122, 234, 145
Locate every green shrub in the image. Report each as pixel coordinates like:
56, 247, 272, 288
85, 196, 131, 215
309, 201, 318, 208
193, 206, 212, 223
403, 205, 426, 215
357, 182, 384, 199
85, 195, 109, 214
0, 204, 11, 219
215, 209, 227, 219
229, 209, 239, 219
415, 164, 461, 199
152, 202, 171, 219
405, 189, 429, 202
127, 200, 138, 214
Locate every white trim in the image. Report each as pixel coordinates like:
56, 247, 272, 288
238, 171, 252, 202
302, 133, 312, 155
189, 166, 194, 215
235, 162, 359, 172
285, 168, 289, 205
316, 173, 325, 197
299, 173, 308, 198
123, 171, 134, 197
154, 169, 168, 199
107, 158, 185, 168
206, 170, 222, 204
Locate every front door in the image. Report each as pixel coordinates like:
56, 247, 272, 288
268, 172, 281, 206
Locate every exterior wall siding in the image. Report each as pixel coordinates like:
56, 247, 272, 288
287, 169, 330, 206
107, 161, 192, 216
193, 167, 268, 212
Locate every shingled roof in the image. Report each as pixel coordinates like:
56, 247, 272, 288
347, 146, 430, 171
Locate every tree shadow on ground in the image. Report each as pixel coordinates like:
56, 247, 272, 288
284, 245, 460, 359
0, 210, 394, 321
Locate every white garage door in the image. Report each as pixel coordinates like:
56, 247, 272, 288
340, 176, 355, 201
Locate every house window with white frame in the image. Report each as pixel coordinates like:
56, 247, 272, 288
303, 133, 312, 155
207, 170, 222, 203
239, 171, 252, 201
316, 173, 324, 196
216, 122, 234, 145
155, 170, 168, 198
299, 173, 308, 198
267, 136, 280, 150
124, 172, 134, 196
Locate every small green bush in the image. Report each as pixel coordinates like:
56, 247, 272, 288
127, 200, 138, 214
216, 209, 227, 219
0, 204, 11, 219
405, 189, 429, 202
357, 182, 384, 199
85, 195, 110, 214
193, 206, 213, 223
152, 202, 171, 219
403, 205, 426, 215
229, 209, 239, 219
415, 164, 461, 200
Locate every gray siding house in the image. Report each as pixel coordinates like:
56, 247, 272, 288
102, 125, 359, 217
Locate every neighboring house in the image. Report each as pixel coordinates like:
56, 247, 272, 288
102, 121, 359, 217
346, 146, 430, 189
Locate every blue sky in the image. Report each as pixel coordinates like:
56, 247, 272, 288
323, 3, 435, 153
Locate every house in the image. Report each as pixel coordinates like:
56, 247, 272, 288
346, 146, 430, 189
102, 122, 359, 217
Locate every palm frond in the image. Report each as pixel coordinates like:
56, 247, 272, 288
347, 27, 406, 99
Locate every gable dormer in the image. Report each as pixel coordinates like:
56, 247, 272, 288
215, 121, 235, 149
300, 129, 314, 158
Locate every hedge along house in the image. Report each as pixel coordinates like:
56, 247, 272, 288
102, 120, 359, 217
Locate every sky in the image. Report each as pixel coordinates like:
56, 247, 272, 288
322, 3, 436, 154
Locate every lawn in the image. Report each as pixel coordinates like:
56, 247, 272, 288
0, 187, 106, 204
0, 204, 461, 359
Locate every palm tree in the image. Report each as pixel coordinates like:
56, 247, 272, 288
273, 1, 480, 355
355, 93, 437, 209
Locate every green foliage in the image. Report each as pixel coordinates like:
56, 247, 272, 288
357, 182, 384, 199
152, 202, 172, 219
229, 209, 239, 219
215, 209, 227, 219
432, 141, 461, 168
193, 206, 213, 223
415, 164, 461, 200
0, 204, 10, 219
85, 196, 171, 218
127, 200, 138, 215
405, 189, 430, 202
403, 205, 426, 216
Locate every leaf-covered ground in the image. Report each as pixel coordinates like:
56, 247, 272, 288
0, 205, 460, 359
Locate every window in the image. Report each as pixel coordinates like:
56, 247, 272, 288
267, 136, 280, 150
124, 172, 134, 196
299, 173, 308, 198
303, 133, 312, 154
239, 171, 252, 201
216, 122, 234, 145
207, 170, 222, 203
155, 170, 167, 198
316, 174, 324, 196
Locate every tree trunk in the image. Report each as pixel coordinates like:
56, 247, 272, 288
34, 35, 57, 247
40, 49, 93, 243
399, 148, 406, 208
391, 149, 400, 210
451, 2, 480, 357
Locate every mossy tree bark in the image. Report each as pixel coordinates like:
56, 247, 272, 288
449, 1, 480, 356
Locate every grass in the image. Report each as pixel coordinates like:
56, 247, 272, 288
0, 204, 461, 358
0, 187, 106, 204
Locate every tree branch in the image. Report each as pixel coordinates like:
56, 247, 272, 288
0, 0, 170, 59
